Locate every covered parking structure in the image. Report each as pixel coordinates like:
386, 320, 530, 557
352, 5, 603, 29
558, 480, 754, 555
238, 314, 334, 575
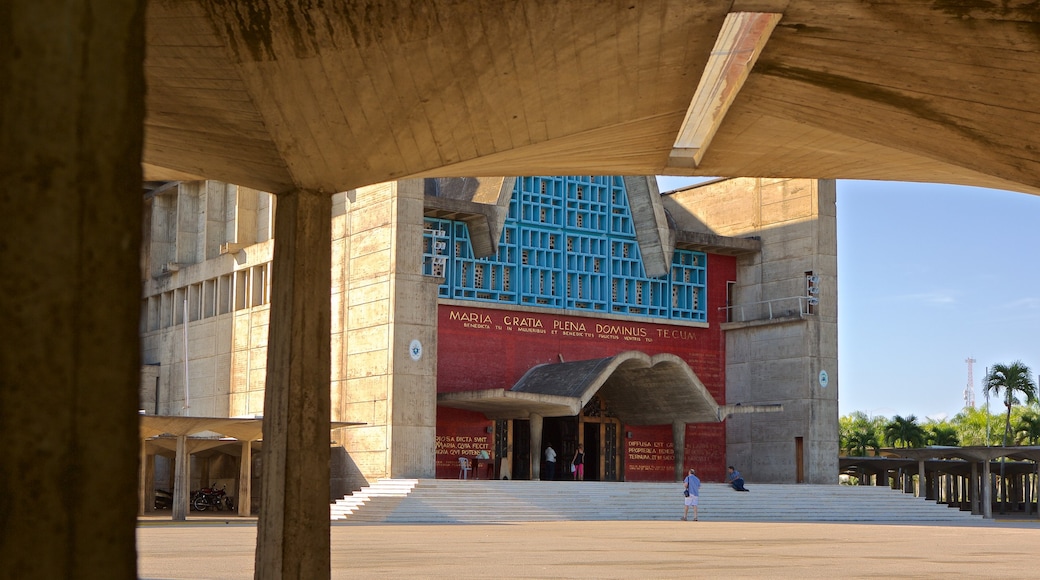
139, 416, 360, 521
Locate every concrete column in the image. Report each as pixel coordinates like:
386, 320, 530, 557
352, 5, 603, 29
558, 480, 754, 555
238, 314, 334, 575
917, 460, 926, 498
238, 441, 252, 517
0, 0, 143, 576
875, 467, 887, 487
982, 461, 993, 519
143, 450, 156, 515
255, 188, 332, 579
672, 421, 686, 481
530, 414, 543, 480
971, 462, 980, 515
173, 435, 190, 521
140, 439, 149, 515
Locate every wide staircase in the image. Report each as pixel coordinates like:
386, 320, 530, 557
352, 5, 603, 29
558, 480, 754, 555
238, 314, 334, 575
330, 479, 981, 524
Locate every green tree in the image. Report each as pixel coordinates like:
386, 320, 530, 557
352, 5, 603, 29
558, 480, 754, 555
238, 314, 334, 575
1015, 410, 1040, 445
983, 361, 1038, 448
884, 414, 926, 448
951, 406, 1002, 446
846, 427, 882, 456
840, 412, 886, 455
924, 421, 959, 446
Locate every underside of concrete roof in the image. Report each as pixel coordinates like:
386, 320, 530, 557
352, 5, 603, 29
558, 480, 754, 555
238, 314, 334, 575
438, 351, 722, 425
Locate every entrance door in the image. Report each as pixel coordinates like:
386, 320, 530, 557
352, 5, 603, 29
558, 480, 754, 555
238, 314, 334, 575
542, 417, 572, 481
583, 422, 601, 481
513, 419, 531, 480
795, 436, 805, 483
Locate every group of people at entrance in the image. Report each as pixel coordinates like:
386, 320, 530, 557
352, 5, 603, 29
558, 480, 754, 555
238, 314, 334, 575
543, 443, 584, 481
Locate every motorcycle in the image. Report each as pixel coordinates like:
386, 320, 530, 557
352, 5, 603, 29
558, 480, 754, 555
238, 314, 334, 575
154, 488, 173, 510
191, 484, 235, 511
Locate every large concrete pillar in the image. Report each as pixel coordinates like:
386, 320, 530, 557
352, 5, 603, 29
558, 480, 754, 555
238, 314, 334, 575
672, 421, 686, 481
0, 1, 143, 576
530, 414, 543, 480
173, 435, 190, 521
255, 188, 331, 579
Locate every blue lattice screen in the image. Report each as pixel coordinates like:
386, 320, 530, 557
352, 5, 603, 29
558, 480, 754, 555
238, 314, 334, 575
423, 176, 708, 322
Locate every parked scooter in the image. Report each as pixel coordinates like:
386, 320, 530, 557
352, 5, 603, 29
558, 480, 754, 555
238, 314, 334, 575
191, 484, 235, 511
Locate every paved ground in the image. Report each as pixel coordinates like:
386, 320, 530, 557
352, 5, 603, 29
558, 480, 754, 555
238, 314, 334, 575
138, 516, 1040, 579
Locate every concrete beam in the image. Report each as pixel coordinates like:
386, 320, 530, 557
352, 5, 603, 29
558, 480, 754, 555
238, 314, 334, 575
669, 12, 782, 168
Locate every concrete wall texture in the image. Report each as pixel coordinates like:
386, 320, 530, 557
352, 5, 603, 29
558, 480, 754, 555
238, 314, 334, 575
664, 178, 839, 484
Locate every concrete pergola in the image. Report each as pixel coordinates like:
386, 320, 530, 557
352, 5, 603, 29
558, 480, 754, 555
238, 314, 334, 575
841, 446, 1040, 519
5, 1, 1040, 577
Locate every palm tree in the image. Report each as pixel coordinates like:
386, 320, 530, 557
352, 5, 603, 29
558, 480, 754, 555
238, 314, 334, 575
926, 422, 959, 447
983, 361, 1037, 513
846, 427, 881, 457
884, 415, 926, 448
1015, 411, 1040, 445
983, 362, 1038, 448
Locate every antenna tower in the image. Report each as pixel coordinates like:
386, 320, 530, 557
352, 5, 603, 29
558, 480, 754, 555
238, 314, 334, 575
964, 357, 977, 408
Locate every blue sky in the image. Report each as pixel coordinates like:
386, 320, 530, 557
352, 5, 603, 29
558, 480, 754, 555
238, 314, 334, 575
657, 176, 1040, 422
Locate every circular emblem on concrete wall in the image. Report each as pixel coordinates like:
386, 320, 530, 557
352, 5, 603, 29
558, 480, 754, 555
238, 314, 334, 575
409, 339, 423, 361
818, 370, 829, 388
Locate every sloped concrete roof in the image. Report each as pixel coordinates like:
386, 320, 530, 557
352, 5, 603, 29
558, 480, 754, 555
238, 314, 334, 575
438, 351, 722, 425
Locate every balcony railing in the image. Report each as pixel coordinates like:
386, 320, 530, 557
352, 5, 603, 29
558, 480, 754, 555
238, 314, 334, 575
719, 295, 816, 323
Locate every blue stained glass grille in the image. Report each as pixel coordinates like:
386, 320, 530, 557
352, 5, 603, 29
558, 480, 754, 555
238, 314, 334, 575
565, 234, 610, 311
670, 250, 707, 322
422, 218, 452, 298
422, 176, 708, 321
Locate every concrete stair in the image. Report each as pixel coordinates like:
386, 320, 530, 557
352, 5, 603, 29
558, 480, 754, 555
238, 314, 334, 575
330, 479, 981, 523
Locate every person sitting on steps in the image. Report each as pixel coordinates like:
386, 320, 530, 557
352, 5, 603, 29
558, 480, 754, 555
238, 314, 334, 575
726, 466, 750, 491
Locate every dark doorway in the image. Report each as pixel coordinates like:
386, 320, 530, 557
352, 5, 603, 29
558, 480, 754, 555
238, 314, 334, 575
494, 420, 509, 479
542, 417, 575, 480
795, 436, 805, 483
513, 419, 531, 480
583, 422, 601, 481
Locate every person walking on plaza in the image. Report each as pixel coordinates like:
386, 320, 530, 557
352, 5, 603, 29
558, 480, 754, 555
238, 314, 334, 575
572, 444, 585, 481
726, 466, 750, 491
682, 468, 701, 521
544, 443, 557, 481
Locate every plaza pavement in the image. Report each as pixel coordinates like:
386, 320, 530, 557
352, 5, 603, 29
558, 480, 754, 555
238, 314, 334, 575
138, 516, 1039, 579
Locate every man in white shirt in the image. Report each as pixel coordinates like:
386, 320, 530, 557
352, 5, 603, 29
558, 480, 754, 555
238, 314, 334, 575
544, 443, 557, 480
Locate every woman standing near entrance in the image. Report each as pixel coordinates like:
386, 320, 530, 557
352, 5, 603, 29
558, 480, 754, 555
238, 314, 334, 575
572, 445, 585, 481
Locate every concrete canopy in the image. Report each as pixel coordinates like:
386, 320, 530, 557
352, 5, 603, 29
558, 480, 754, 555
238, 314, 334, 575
139, 415, 361, 442
438, 351, 723, 425
144, 1, 1040, 195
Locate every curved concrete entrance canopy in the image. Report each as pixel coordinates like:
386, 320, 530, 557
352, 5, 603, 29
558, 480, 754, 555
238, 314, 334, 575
144, 1, 1040, 195
438, 351, 778, 425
